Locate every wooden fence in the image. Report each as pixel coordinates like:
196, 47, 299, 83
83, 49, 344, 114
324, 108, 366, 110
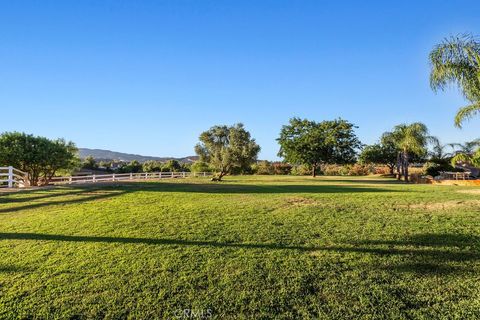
0, 167, 212, 188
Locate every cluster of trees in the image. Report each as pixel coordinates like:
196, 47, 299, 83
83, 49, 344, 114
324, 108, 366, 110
81, 157, 194, 174
194, 119, 361, 180
359, 123, 433, 182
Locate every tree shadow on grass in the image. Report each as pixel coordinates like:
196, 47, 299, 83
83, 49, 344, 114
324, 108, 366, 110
108, 182, 399, 194
0, 182, 399, 214
0, 188, 128, 214
348, 233, 480, 275
0, 232, 477, 275
0, 188, 102, 204
0, 264, 34, 273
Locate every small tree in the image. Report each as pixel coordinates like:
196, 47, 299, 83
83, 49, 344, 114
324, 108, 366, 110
162, 160, 181, 172
0, 132, 79, 186
277, 118, 361, 177
195, 123, 260, 181
191, 161, 212, 173
142, 160, 162, 172
386, 123, 431, 182
82, 156, 98, 170
358, 142, 397, 175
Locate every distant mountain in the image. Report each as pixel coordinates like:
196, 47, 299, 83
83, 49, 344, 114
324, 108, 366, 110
78, 148, 198, 164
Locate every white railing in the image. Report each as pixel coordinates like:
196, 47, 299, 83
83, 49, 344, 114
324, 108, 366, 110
0, 167, 212, 188
48, 171, 212, 185
0, 166, 28, 188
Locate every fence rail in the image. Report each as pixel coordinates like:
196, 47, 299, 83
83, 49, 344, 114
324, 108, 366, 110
0, 167, 212, 188
0, 166, 28, 188
48, 171, 211, 185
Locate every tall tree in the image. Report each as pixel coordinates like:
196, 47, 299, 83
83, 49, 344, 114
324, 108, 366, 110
277, 118, 361, 177
430, 34, 480, 127
195, 123, 260, 181
386, 123, 431, 182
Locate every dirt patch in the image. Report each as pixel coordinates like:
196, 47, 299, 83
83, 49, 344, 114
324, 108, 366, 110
457, 189, 480, 195
407, 200, 480, 211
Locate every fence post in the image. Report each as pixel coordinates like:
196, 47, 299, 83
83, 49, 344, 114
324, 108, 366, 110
203, 172, 206, 177
130, 172, 133, 180
92, 174, 96, 183
7, 166, 13, 188
112, 173, 116, 182
69, 176, 72, 184
183, 172, 186, 178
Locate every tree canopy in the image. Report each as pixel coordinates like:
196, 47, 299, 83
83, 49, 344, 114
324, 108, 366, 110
195, 123, 260, 180
0, 132, 79, 186
277, 118, 361, 177
358, 142, 397, 174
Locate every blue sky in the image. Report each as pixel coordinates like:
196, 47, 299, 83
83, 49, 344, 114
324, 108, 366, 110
1, 0, 479, 160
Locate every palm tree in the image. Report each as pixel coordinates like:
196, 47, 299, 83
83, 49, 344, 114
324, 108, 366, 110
387, 123, 431, 182
429, 137, 453, 161
430, 34, 480, 127
448, 138, 480, 154
449, 138, 480, 168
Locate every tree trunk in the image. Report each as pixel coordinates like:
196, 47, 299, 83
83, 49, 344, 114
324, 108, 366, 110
388, 164, 395, 175
215, 171, 226, 181
396, 153, 402, 180
403, 151, 409, 182
312, 163, 316, 177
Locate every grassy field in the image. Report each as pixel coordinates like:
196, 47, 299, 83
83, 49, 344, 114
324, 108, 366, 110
0, 175, 479, 319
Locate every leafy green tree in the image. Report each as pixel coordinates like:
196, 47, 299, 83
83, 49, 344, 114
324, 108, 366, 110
0, 132, 79, 186
119, 160, 142, 173
358, 142, 397, 175
195, 123, 260, 180
191, 161, 212, 173
253, 160, 274, 175
82, 156, 98, 170
386, 123, 431, 181
162, 160, 181, 172
277, 118, 361, 177
142, 160, 162, 172
430, 34, 480, 127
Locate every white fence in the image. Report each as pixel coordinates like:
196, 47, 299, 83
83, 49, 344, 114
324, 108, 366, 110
0, 167, 212, 188
0, 166, 28, 188
49, 171, 212, 185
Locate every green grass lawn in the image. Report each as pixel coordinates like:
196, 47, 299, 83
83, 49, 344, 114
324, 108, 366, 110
1, 175, 480, 319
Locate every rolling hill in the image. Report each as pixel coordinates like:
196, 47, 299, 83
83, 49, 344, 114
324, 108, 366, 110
78, 148, 197, 163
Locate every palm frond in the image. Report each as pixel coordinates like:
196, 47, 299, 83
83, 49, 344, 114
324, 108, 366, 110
454, 102, 480, 127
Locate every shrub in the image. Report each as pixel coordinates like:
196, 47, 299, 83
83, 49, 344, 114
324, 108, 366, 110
423, 161, 461, 177
254, 161, 274, 175
320, 164, 370, 176
291, 164, 311, 176
191, 161, 213, 173
272, 162, 292, 175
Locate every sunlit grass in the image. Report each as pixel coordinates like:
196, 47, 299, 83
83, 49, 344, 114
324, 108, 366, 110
0, 175, 479, 318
